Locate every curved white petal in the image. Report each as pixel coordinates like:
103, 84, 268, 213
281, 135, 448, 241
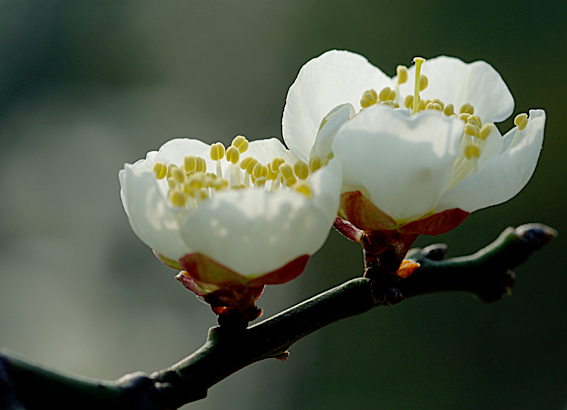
178, 161, 342, 277
283, 50, 392, 162
437, 109, 545, 212
119, 164, 190, 260
397, 56, 514, 123
333, 106, 463, 222
310, 103, 355, 160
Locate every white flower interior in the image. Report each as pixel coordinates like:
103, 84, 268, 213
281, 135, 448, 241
152, 135, 330, 209
352, 56, 531, 193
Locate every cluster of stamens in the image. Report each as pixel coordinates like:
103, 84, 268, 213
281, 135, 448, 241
152, 136, 328, 208
358, 57, 530, 189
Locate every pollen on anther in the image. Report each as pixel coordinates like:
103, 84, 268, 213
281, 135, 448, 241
196, 157, 207, 173
153, 162, 167, 179
514, 113, 529, 130
210, 142, 226, 161
309, 155, 322, 172
226, 146, 240, 165
231, 135, 250, 153
293, 160, 309, 180
460, 103, 474, 115
184, 156, 197, 174
241, 156, 258, 173
479, 123, 494, 140
464, 143, 481, 159
419, 75, 428, 91
396, 65, 408, 84
464, 123, 480, 137
169, 189, 186, 207
293, 182, 312, 198
279, 163, 297, 186
360, 89, 378, 108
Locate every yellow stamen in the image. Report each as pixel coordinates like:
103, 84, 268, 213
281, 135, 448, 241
195, 157, 207, 173
169, 189, 186, 207
241, 156, 258, 174
153, 162, 167, 180
293, 160, 309, 180
360, 89, 378, 108
226, 146, 240, 165
419, 75, 428, 91
443, 103, 454, 116
309, 155, 322, 172
231, 135, 249, 153
464, 123, 480, 137
479, 123, 494, 141
209, 142, 226, 161
184, 156, 197, 174
396, 65, 408, 84
279, 163, 297, 186
514, 113, 529, 130
460, 103, 474, 115
464, 143, 481, 159
293, 182, 312, 198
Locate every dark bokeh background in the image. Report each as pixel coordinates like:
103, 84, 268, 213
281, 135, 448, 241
0, 1, 565, 409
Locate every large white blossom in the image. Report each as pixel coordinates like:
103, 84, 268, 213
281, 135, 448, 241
283, 50, 545, 228
119, 137, 341, 279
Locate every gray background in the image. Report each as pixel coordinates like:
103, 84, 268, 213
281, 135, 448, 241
0, 1, 565, 409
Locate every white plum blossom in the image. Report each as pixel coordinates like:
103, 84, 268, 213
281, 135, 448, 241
283, 50, 545, 232
119, 137, 341, 290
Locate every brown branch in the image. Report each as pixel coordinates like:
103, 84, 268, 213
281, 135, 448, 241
0, 223, 556, 410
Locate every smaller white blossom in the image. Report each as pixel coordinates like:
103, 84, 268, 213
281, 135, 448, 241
119, 137, 342, 279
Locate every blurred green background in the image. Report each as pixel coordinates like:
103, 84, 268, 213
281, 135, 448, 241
0, 1, 565, 409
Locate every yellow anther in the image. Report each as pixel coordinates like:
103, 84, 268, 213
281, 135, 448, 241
360, 89, 378, 108
381, 100, 396, 108
293, 182, 312, 198
254, 177, 267, 188
419, 75, 428, 91
426, 102, 442, 111
463, 143, 481, 160
240, 156, 258, 173
225, 146, 240, 165
167, 177, 179, 189
293, 160, 309, 180
266, 163, 278, 180
196, 157, 207, 173
479, 123, 494, 141
230, 183, 247, 190
396, 65, 408, 84
458, 113, 470, 122
168, 189, 187, 207
231, 135, 249, 153
186, 172, 205, 189
309, 155, 322, 172
209, 142, 226, 161
153, 162, 167, 179
467, 115, 482, 128
320, 157, 330, 167
460, 103, 475, 115
270, 157, 285, 172
279, 163, 297, 185
443, 103, 454, 116
252, 163, 268, 179
378, 87, 393, 102
404, 94, 414, 110
514, 113, 529, 130
464, 123, 480, 137
212, 178, 229, 190
412, 57, 425, 115
184, 156, 197, 173
431, 98, 445, 110
169, 166, 186, 183
418, 98, 428, 111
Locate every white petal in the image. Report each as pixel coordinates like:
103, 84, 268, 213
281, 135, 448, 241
437, 109, 545, 212
333, 106, 463, 222
178, 161, 341, 277
397, 56, 514, 123
283, 50, 392, 162
310, 103, 355, 160
119, 164, 190, 260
